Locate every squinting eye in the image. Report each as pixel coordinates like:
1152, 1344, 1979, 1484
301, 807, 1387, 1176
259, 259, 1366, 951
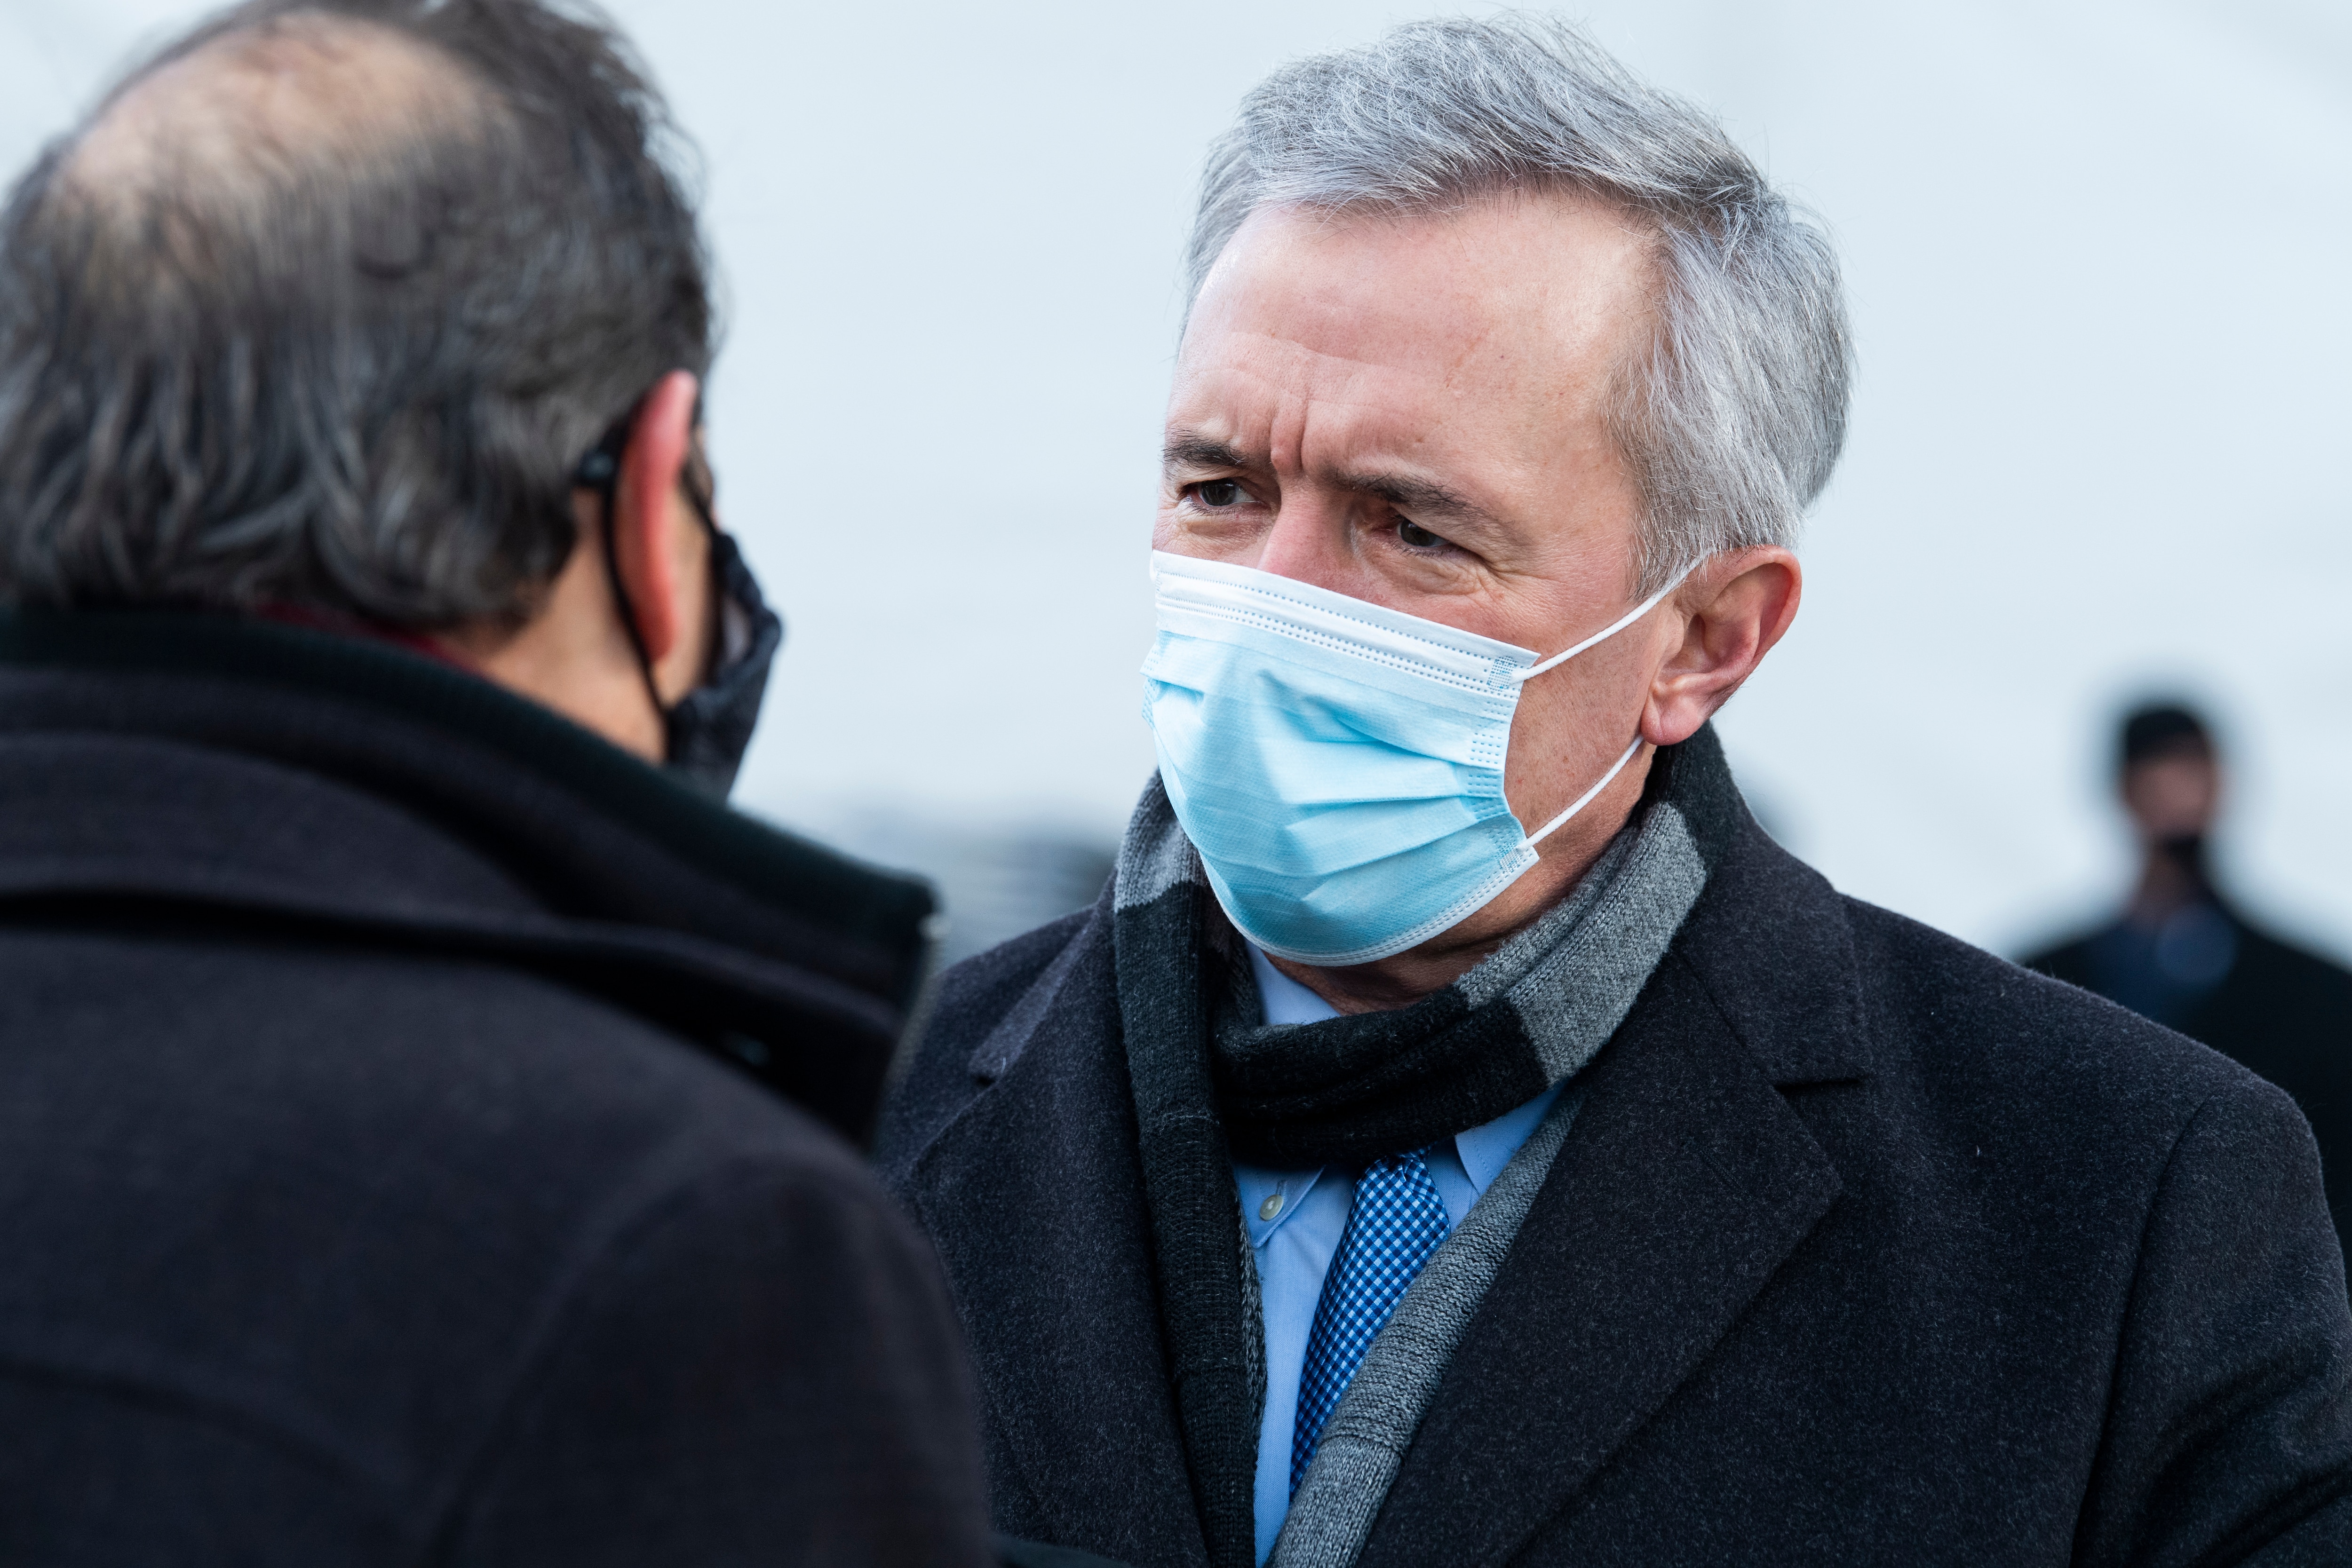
1194, 480, 1248, 509
1398, 518, 1445, 548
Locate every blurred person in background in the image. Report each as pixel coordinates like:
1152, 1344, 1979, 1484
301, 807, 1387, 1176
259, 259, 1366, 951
878, 16, 2352, 1566
2027, 702, 2352, 1274
0, 1, 991, 1562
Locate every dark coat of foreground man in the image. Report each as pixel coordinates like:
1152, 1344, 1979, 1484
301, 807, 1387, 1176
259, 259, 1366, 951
0, 613, 986, 1565
880, 732, 2352, 1566
0, 0, 994, 1559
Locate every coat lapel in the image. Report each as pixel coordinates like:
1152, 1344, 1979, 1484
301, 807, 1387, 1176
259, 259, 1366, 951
1357, 833, 1860, 1568
905, 908, 1212, 1568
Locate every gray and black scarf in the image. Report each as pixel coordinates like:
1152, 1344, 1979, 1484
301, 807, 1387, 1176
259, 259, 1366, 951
1111, 726, 1748, 1568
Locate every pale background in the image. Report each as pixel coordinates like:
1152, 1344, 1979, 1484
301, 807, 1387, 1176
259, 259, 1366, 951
4, 0, 2346, 964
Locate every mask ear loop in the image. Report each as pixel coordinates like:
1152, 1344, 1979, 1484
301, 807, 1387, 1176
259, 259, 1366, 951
573, 396, 718, 755
1512, 554, 1707, 847
574, 406, 666, 735
1510, 555, 1704, 684
1526, 735, 1645, 846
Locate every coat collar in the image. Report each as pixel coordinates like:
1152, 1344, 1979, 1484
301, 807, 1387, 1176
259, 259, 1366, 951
1672, 809, 1870, 1088
907, 898, 1215, 1567
909, 814, 1867, 1564
1358, 821, 1862, 1565
0, 609, 936, 1141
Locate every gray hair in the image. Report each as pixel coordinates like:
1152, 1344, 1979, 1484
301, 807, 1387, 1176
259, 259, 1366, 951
0, 0, 713, 627
1184, 14, 1851, 590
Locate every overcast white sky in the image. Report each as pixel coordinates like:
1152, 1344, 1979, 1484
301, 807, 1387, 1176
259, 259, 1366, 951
3, 0, 2347, 959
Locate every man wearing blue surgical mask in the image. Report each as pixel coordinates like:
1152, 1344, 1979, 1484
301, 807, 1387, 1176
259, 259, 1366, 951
879, 16, 2352, 1568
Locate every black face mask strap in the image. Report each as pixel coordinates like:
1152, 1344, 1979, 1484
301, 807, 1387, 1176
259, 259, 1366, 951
573, 402, 713, 752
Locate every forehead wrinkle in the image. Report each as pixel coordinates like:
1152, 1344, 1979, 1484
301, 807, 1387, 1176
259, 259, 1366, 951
1177, 331, 1445, 467
1204, 194, 1655, 434
1212, 323, 1450, 403
1198, 315, 1578, 494
1256, 356, 1508, 518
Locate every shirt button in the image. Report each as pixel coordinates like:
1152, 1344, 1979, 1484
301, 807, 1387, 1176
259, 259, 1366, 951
1259, 1194, 1284, 1221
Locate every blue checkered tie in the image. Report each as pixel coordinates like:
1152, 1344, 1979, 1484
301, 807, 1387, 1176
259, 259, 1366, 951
1289, 1148, 1450, 1492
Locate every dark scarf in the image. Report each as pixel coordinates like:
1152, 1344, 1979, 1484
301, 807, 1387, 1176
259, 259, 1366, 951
1111, 726, 1748, 1568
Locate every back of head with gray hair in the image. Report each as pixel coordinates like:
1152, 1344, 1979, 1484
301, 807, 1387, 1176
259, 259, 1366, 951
0, 0, 713, 627
1185, 14, 1851, 590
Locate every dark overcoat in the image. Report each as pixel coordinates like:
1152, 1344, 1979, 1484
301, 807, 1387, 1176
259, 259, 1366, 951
0, 611, 989, 1566
879, 783, 2352, 1565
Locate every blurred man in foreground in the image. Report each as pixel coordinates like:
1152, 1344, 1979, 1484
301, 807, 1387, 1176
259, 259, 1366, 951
879, 17, 2352, 1565
0, 2, 987, 1561
2028, 702, 2352, 1272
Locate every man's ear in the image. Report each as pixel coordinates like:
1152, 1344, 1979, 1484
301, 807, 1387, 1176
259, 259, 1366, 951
609, 369, 701, 670
1642, 547, 1802, 747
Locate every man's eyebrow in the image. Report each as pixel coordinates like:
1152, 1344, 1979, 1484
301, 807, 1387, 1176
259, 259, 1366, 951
1162, 435, 1251, 471
1341, 470, 1502, 531
1160, 436, 1500, 530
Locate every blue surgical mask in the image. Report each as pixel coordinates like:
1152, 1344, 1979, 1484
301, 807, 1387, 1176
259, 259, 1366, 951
1140, 550, 1692, 967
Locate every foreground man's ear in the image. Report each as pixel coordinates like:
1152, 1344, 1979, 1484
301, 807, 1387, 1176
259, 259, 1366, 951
1643, 547, 1802, 747
453, 370, 712, 763
606, 369, 712, 705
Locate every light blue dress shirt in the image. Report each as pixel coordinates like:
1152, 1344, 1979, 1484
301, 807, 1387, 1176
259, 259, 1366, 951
1233, 945, 1563, 1564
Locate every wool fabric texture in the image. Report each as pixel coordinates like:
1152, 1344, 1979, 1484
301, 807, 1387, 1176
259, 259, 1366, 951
1112, 732, 1741, 1568
0, 610, 987, 1565
1272, 1085, 1585, 1568
879, 715, 2352, 1567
